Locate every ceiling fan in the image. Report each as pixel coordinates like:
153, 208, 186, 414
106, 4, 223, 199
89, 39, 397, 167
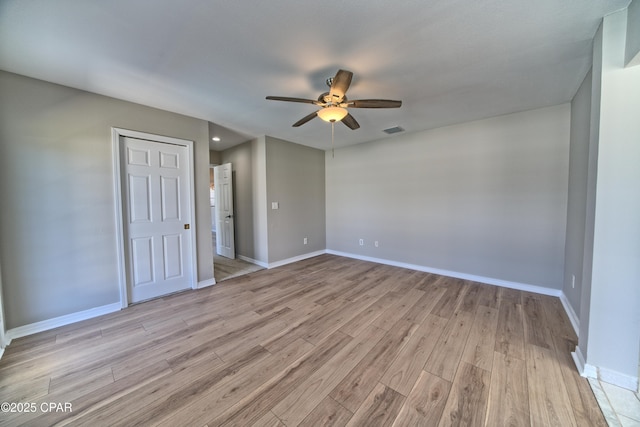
266, 69, 402, 130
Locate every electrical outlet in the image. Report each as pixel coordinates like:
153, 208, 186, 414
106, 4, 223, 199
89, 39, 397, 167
303, 237, 308, 245
571, 274, 575, 288
359, 239, 364, 246
374, 241, 379, 247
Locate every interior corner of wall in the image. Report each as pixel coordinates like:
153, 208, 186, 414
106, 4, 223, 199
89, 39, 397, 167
572, 346, 587, 376
560, 291, 580, 336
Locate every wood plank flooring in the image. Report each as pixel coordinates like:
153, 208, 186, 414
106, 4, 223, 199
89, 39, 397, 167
0, 254, 605, 426
212, 232, 264, 282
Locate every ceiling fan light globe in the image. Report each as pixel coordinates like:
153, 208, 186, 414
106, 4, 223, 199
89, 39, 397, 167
317, 106, 348, 123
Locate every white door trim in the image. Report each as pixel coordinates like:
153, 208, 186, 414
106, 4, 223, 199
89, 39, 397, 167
111, 128, 198, 308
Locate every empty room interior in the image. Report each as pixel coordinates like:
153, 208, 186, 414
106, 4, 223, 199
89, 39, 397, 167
0, 1, 639, 426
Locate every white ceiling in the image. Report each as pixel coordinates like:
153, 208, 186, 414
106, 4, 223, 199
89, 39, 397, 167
0, 0, 630, 151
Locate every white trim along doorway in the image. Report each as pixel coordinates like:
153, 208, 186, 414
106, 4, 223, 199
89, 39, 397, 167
112, 128, 198, 307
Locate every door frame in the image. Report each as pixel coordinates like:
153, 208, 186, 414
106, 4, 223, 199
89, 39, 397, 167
111, 128, 198, 308
210, 163, 218, 233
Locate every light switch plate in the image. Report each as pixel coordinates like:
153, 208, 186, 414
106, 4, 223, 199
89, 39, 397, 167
271, 202, 279, 210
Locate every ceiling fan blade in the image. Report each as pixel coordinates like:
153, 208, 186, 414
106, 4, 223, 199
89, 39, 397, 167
348, 99, 402, 108
329, 69, 353, 102
292, 111, 318, 127
341, 113, 360, 130
266, 96, 319, 105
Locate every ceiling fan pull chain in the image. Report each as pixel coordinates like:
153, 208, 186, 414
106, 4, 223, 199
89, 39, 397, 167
331, 120, 335, 158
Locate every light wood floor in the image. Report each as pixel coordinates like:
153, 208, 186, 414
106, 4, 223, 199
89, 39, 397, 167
213, 232, 264, 282
0, 254, 605, 426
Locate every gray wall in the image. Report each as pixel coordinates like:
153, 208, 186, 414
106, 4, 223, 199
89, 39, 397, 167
209, 150, 222, 165
578, 22, 605, 358
563, 70, 593, 317
252, 137, 269, 264
265, 136, 326, 263
221, 141, 255, 261
220, 136, 325, 265
580, 8, 640, 385
626, 0, 640, 66
326, 104, 570, 289
0, 71, 213, 329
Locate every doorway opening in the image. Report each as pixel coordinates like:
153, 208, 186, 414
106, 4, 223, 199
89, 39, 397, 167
210, 164, 262, 282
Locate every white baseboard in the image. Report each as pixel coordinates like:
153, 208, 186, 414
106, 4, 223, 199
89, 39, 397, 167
1, 332, 10, 348
237, 255, 268, 268
572, 346, 588, 376
197, 278, 216, 289
572, 346, 638, 391
598, 366, 639, 391
583, 363, 598, 379
326, 250, 562, 297
5, 302, 121, 342
559, 292, 580, 336
268, 250, 326, 269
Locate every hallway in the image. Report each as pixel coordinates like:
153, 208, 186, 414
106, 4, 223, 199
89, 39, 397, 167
212, 232, 263, 282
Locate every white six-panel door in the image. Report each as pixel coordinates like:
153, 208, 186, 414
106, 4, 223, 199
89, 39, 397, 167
214, 163, 235, 259
122, 136, 193, 303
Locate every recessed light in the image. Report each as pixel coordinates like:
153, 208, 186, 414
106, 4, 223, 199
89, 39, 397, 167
212, 136, 221, 142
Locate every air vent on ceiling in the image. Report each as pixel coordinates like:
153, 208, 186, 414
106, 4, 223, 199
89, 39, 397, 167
383, 126, 405, 135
